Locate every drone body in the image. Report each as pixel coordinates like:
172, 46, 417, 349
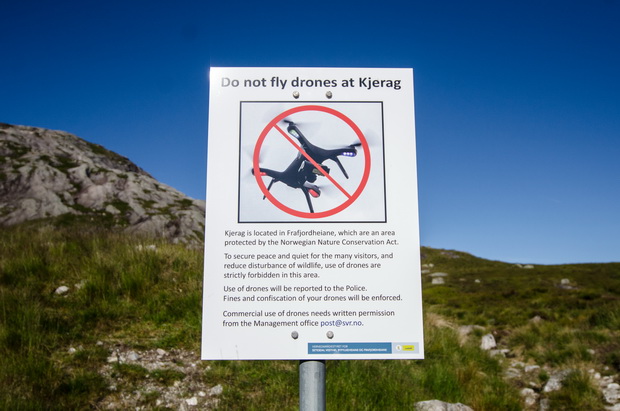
285, 121, 359, 179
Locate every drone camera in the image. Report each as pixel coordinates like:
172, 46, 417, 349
313, 165, 330, 176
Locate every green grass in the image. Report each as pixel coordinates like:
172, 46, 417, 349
0, 227, 617, 409
546, 370, 604, 410
0, 222, 203, 408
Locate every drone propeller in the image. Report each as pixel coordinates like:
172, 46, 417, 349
260, 104, 292, 125
282, 118, 309, 127
281, 118, 322, 138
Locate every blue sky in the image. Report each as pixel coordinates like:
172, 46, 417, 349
2, 0, 619, 264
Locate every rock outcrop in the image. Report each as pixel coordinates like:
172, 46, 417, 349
414, 400, 473, 411
0, 123, 204, 244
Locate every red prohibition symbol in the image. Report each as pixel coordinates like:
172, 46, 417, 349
253, 105, 371, 218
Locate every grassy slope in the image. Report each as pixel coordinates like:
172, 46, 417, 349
422, 247, 620, 369
0, 222, 618, 409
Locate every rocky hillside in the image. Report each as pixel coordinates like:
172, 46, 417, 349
0, 123, 204, 244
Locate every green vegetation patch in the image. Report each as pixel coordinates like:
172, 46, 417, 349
546, 370, 605, 410
175, 198, 194, 209
85, 141, 135, 169
137, 198, 157, 211
106, 199, 132, 214
0, 140, 31, 158
149, 368, 186, 385
53, 155, 80, 173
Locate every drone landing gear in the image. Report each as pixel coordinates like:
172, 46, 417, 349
264, 178, 276, 199
302, 189, 314, 213
332, 157, 349, 179
301, 185, 320, 214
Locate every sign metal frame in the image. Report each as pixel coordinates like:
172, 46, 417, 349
203, 67, 423, 361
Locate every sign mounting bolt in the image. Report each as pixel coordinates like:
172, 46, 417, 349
326, 331, 334, 339
293, 91, 300, 99
291, 331, 299, 339
326, 91, 333, 99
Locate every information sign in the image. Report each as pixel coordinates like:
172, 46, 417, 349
203, 67, 423, 360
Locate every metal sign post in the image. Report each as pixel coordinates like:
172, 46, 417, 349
299, 360, 326, 411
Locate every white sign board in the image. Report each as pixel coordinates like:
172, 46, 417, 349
202, 67, 423, 360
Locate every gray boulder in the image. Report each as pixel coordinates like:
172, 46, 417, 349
543, 369, 573, 393
480, 333, 497, 350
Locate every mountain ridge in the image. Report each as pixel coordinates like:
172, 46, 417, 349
0, 122, 205, 244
